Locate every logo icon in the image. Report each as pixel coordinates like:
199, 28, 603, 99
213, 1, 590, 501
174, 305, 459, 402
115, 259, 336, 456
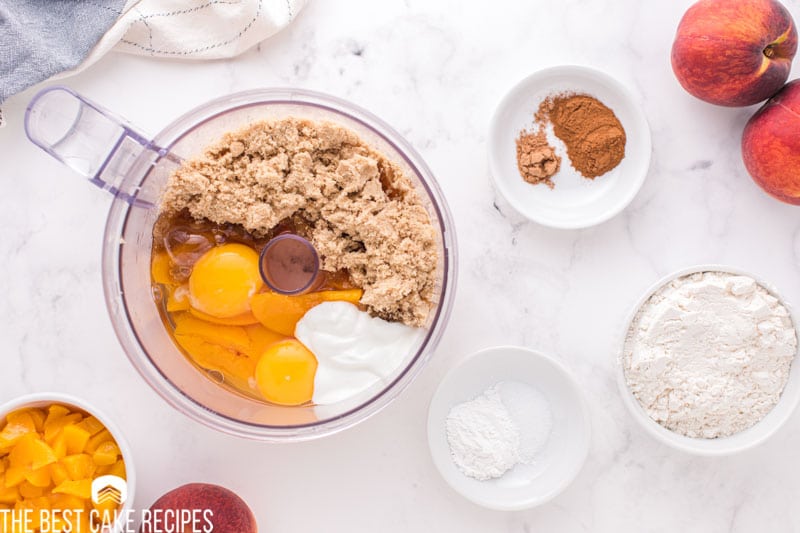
92, 475, 128, 507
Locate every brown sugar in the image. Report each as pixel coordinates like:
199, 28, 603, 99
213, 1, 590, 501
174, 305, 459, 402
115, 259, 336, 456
160, 118, 439, 327
538, 93, 626, 179
515, 129, 561, 188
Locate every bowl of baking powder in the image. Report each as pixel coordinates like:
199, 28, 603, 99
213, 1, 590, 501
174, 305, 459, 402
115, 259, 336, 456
618, 265, 800, 455
427, 346, 590, 510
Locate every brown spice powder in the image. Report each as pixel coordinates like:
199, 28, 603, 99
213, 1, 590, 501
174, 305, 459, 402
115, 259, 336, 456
538, 93, 626, 179
515, 129, 561, 188
160, 118, 438, 327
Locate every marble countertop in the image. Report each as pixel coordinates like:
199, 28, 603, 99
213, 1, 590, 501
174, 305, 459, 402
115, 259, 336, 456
2, 0, 800, 531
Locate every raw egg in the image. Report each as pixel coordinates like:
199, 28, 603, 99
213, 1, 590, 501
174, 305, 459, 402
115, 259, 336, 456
189, 243, 263, 318
255, 340, 317, 406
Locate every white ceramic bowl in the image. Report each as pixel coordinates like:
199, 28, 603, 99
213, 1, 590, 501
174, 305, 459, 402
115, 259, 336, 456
0, 393, 136, 532
427, 346, 590, 510
617, 265, 800, 455
489, 65, 651, 229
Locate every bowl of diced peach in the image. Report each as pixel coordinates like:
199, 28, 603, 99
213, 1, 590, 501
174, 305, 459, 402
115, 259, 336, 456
0, 393, 134, 533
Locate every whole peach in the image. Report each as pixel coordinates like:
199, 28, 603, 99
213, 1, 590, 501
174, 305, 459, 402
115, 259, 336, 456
671, 0, 797, 107
742, 79, 800, 204
139, 483, 257, 533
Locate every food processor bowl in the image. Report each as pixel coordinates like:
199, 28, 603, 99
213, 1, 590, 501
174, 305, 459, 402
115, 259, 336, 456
26, 87, 457, 441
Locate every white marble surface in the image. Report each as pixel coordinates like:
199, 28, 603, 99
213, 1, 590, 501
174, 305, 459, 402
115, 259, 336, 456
2, 0, 800, 531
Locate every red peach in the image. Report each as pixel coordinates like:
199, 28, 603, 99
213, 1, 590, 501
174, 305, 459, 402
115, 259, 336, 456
742, 79, 800, 204
139, 483, 257, 533
671, 0, 797, 107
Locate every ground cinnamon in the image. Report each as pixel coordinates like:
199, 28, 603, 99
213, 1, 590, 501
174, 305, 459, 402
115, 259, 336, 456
514, 92, 626, 188
538, 93, 626, 179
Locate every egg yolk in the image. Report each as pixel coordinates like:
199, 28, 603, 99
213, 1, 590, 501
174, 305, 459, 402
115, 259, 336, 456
255, 340, 317, 406
188, 243, 263, 318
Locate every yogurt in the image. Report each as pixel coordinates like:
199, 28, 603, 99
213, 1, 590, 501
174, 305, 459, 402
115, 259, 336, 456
295, 301, 424, 404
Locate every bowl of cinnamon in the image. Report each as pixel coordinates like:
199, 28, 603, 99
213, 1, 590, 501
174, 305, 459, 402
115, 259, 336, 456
489, 65, 651, 229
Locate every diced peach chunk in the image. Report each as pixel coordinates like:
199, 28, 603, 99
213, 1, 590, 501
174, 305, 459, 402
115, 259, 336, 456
49, 492, 86, 511
49, 463, 69, 486
28, 496, 50, 513
3, 467, 25, 488
107, 460, 126, 480
92, 442, 120, 467
51, 432, 67, 459
22, 410, 46, 433
60, 454, 95, 481
63, 424, 91, 455
9, 435, 57, 470
0, 412, 37, 449
0, 486, 19, 504
250, 289, 363, 336
53, 479, 91, 499
75, 417, 104, 437
43, 405, 69, 428
85, 430, 113, 454
23, 466, 50, 488
18, 482, 43, 499
43, 413, 81, 443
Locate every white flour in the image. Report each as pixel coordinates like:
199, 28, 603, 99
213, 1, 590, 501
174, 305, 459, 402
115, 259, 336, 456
623, 271, 797, 438
445, 382, 552, 480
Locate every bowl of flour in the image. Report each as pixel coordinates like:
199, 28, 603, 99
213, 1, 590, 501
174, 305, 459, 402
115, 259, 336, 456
618, 265, 800, 455
427, 346, 590, 510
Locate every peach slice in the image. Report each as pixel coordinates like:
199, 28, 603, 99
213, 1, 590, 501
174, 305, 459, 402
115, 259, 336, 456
251, 288, 363, 336
189, 308, 259, 326
173, 313, 251, 352
175, 336, 257, 391
244, 324, 286, 358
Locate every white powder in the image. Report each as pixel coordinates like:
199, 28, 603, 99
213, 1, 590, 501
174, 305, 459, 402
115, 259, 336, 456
445, 382, 552, 480
623, 271, 798, 438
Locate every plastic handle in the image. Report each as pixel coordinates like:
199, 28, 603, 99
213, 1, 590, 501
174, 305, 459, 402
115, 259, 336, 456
24, 86, 155, 203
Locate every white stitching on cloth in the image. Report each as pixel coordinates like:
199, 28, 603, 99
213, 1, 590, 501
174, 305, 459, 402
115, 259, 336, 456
136, 0, 241, 20
84, 0, 124, 16
119, 0, 262, 56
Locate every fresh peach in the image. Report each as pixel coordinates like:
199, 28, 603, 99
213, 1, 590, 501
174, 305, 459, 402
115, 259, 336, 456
742, 79, 800, 203
140, 483, 257, 533
671, 0, 797, 106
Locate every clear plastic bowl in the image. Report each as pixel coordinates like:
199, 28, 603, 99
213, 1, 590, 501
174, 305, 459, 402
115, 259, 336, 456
27, 88, 457, 442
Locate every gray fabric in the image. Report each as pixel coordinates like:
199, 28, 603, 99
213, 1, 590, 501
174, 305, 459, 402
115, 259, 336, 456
0, 0, 126, 103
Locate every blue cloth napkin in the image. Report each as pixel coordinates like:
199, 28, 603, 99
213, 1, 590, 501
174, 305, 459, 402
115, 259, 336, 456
0, 0, 126, 103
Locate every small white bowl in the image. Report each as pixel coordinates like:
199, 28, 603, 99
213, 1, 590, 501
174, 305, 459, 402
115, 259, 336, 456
617, 265, 800, 455
0, 393, 136, 532
489, 65, 651, 229
427, 346, 590, 510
